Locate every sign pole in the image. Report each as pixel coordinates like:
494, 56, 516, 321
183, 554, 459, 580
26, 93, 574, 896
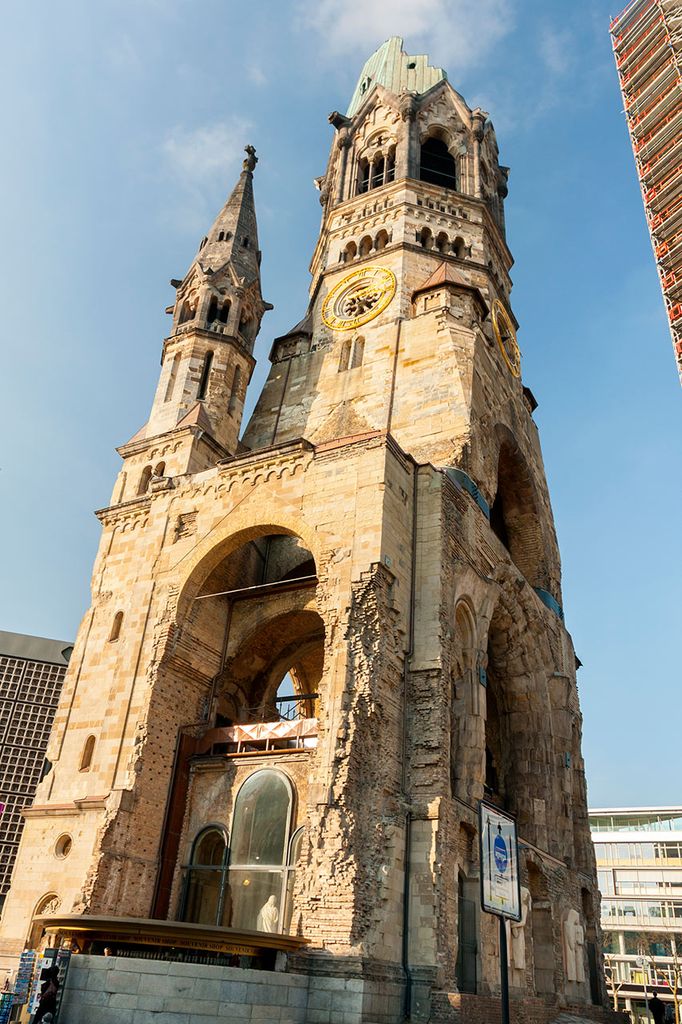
479, 801, 520, 1024
499, 917, 510, 1024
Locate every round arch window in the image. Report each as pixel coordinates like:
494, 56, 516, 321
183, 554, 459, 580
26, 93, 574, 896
180, 769, 298, 934
54, 834, 72, 859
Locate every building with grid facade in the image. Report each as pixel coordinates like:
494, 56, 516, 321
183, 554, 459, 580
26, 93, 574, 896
591, 807, 682, 1019
0, 632, 72, 924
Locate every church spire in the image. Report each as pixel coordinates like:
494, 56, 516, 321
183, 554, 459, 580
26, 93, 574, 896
124, 145, 272, 472
193, 145, 262, 286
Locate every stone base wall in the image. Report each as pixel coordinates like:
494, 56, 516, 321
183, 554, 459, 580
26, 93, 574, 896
60, 954, 403, 1024
431, 992, 626, 1024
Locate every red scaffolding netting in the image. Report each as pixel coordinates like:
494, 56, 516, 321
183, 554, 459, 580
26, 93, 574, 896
611, 0, 682, 382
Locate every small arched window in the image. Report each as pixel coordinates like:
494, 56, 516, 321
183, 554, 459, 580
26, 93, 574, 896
137, 466, 152, 495
197, 351, 213, 400
178, 301, 195, 325
207, 296, 219, 324
182, 827, 229, 927
228, 365, 241, 415
419, 227, 434, 250
357, 159, 370, 195
343, 240, 357, 263
80, 735, 96, 772
218, 299, 230, 324
374, 229, 389, 252
164, 353, 181, 402
338, 338, 352, 372
109, 611, 123, 642
420, 136, 457, 190
385, 149, 396, 183
350, 336, 365, 369
452, 236, 466, 259
359, 235, 372, 258
242, 236, 250, 248
154, 461, 165, 477
436, 231, 449, 254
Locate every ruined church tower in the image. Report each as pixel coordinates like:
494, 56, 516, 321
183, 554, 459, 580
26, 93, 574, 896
1, 38, 615, 1024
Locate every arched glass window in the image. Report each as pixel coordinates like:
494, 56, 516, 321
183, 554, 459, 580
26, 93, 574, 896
283, 826, 305, 933
182, 827, 229, 926
227, 769, 294, 932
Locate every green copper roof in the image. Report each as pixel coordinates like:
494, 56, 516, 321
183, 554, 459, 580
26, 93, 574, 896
347, 37, 447, 117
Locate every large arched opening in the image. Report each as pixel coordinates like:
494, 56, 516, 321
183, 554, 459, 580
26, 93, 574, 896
489, 431, 547, 589
153, 525, 323, 921
482, 588, 553, 844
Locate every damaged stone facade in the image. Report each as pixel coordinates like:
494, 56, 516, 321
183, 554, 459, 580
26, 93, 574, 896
1, 36, 618, 1024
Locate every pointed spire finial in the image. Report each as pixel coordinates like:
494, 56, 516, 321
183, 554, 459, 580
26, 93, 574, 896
243, 144, 258, 173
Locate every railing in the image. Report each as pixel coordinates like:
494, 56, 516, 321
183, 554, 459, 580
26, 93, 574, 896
197, 717, 319, 758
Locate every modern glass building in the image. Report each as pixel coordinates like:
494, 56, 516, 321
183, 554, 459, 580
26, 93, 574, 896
590, 807, 682, 1020
0, 632, 72, 921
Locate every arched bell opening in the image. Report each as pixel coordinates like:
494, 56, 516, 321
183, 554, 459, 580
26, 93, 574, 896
420, 134, 458, 190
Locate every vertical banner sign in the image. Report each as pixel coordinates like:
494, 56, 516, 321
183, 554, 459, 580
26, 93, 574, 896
479, 801, 521, 921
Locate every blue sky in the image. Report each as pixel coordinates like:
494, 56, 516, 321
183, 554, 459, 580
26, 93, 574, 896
1, 0, 679, 807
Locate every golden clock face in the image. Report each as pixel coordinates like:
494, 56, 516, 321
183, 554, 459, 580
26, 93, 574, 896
321, 265, 396, 331
491, 299, 521, 377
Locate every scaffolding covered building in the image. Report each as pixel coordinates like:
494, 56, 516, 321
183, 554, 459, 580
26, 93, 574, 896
610, 0, 682, 383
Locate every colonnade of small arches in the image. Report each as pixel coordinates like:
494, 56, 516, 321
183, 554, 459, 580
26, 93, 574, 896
417, 227, 469, 257
339, 228, 392, 263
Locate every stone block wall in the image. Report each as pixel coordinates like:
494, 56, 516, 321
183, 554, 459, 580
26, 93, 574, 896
59, 954, 403, 1024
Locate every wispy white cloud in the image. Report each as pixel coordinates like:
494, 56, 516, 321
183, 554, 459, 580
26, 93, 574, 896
162, 119, 253, 189
296, 0, 515, 71
160, 118, 254, 234
247, 64, 268, 87
539, 26, 573, 76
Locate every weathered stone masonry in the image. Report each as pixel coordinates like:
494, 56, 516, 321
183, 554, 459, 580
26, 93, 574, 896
1, 36, 619, 1024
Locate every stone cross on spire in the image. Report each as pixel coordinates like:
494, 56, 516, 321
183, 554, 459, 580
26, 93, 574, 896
243, 144, 258, 173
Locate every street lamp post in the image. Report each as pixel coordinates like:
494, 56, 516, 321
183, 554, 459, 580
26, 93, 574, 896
637, 955, 653, 1024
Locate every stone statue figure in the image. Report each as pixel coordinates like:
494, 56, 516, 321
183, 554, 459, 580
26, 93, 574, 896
243, 145, 258, 173
563, 908, 585, 982
575, 919, 586, 983
256, 894, 279, 933
508, 886, 532, 971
